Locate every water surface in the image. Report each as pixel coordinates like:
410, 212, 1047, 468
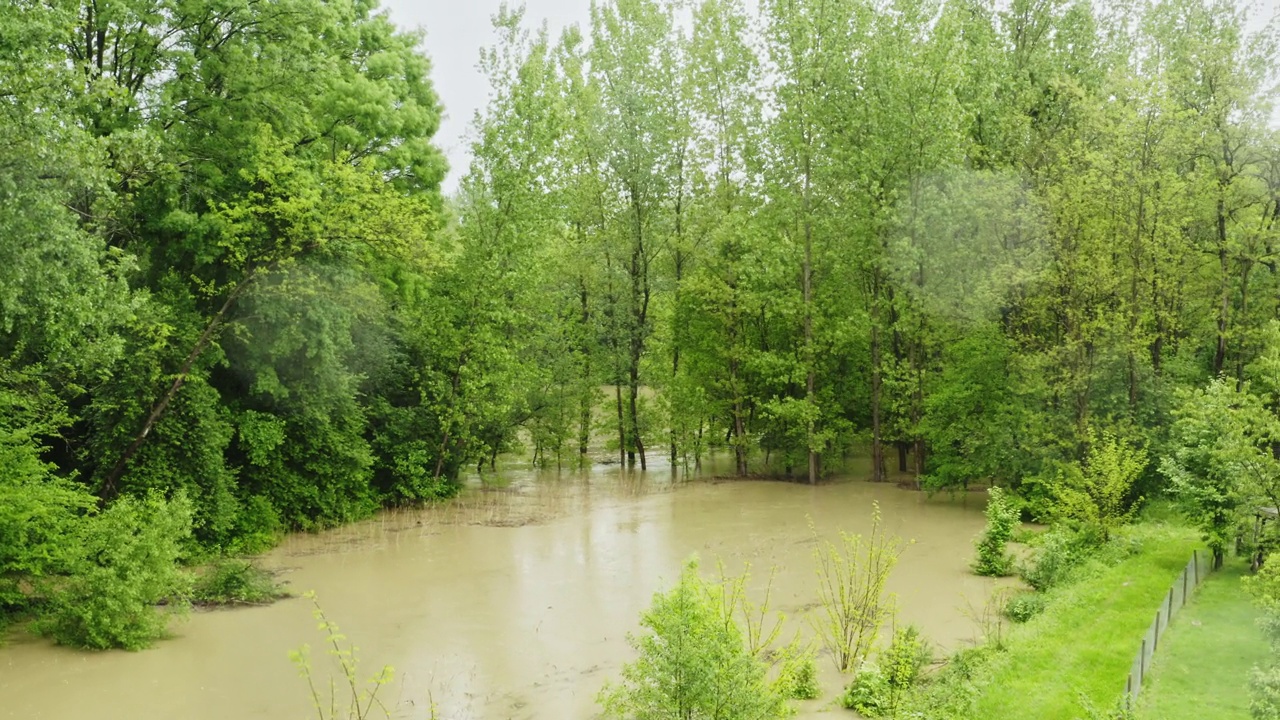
0, 464, 998, 719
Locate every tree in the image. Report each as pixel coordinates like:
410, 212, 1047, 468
1164, 378, 1280, 568
1050, 428, 1146, 539
598, 561, 791, 720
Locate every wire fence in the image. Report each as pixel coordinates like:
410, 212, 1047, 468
1124, 550, 1213, 705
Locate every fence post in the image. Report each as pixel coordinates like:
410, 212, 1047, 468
1140, 637, 1147, 683
1194, 550, 1199, 585
1183, 566, 1189, 607
1167, 587, 1174, 620
1154, 610, 1162, 652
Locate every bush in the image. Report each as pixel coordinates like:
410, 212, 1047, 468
974, 487, 1018, 576
226, 495, 283, 555
772, 643, 820, 700
1003, 592, 1046, 623
841, 662, 891, 716
1246, 559, 1280, 719
840, 627, 932, 718
812, 504, 904, 672
192, 559, 288, 606
1251, 665, 1280, 720
598, 560, 790, 720
36, 493, 193, 650
1049, 429, 1145, 540
883, 625, 931, 689
0, 472, 94, 610
1018, 526, 1099, 592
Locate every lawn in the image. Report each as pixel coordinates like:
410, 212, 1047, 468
1134, 560, 1269, 720
968, 524, 1201, 720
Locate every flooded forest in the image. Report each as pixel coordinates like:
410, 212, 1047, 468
2, 0, 1280, 718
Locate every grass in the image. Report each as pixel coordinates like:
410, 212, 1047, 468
969, 524, 1200, 719
900, 523, 1203, 719
1134, 559, 1268, 720
946, 523, 1201, 720
191, 559, 290, 606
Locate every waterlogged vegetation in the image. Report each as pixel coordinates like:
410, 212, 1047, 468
3, 0, 1280, 718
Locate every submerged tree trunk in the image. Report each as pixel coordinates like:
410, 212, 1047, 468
615, 383, 626, 467
802, 153, 817, 486
578, 281, 592, 461
870, 306, 885, 483
627, 191, 649, 471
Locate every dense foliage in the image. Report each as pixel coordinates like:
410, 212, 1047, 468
3, 0, 1280, 649
460, 0, 1280, 494
0, 0, 460, 645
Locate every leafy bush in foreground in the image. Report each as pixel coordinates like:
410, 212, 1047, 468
598, 560, 789, 720
841, 625, 932, 717
974, 487, 1018, 577
1003, 592, 1047, 623
1018, 525, 1100, 592
37, 493, 193, 650
773, 643, 820, 700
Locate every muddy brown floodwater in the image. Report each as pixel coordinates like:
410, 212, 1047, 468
0, 462, 1001, 720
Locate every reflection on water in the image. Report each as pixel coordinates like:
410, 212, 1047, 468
0, 457, 999, 720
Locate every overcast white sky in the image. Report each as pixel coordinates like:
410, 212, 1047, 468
382, 1, 593, 193
387, 1, 1279, 195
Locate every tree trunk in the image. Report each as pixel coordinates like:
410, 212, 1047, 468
627, 190, 649, 472
871, 308, 885, 483
629, 366, 646, 471
802, 153, 817, 485
99, 273, 257, 500
1213, 198, 1230, 376
578, 282, 592, 460
615, 383, 626, 467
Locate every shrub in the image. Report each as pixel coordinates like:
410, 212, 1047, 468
36, 492, 193, 650
599, 560, 790, 720
772, 642, 820, 700
227, 495, 283, 555
841, 662, 891, 716
1251, 665, 1280, 720
974, 487, 1018, 577
840, 627, 932, 718
192, 559, 288, 606
883, 625, 931, 689
1018, 526, 1098, 592
1246, 559, 1280, 719
0, 472, 94, 610
1050, 429, 1145, 540
811, 504, 904, 672
1003, 592, 1046, 623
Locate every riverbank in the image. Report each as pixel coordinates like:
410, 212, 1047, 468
1134, 560, 1267, 719
901, 521, 1201, 719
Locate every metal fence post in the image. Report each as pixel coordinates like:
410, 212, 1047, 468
1140, 637, 1147, 683
1194, 549, 1199, 585
1154, 610, 1162, 652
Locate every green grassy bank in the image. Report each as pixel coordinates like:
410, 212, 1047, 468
1134, 560, 1267, 720
905, 523, 1202, 719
